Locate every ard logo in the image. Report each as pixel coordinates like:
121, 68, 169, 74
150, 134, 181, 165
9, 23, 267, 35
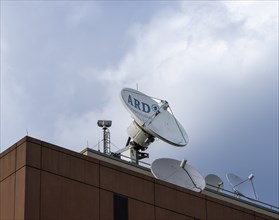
127, 95, 159, 113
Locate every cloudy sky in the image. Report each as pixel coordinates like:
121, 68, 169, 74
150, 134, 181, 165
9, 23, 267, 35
1, 1, 278, 207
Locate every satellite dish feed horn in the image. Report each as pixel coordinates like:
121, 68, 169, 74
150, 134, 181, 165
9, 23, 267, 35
179, 159, 204, 191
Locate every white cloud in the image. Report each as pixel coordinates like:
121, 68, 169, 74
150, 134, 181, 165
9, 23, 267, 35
53, 2, 278, 161
65, 1, 277, 204
52, 1, 278, 148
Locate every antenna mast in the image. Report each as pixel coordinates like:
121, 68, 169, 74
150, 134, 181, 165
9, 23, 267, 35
97, 120, 112, 155
103, 127, 111, 154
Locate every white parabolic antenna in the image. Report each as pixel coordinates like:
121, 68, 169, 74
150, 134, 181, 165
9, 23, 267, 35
151, 158, 205, 192
205, 174, 224, 191
226, 173, 258, 200
120, 88, 189, 146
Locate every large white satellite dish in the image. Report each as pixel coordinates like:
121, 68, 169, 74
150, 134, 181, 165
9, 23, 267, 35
151, 158, 205, 192
205, 174, 224, 191
226, 173, 258, 200
121, 88, 188, 146
117, 88, 189, 164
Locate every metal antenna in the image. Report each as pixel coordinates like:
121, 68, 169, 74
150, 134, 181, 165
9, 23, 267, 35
227, 173, 259, 201
97, 120, 112, 155
119, 88, 189, 164
103, 127, 111, 154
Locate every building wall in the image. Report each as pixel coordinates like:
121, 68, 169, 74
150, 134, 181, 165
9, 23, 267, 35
0, 137, 278, 220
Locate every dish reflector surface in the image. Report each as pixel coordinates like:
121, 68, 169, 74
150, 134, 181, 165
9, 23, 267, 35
205, 174, 224, 191
151, 158, 205, 192
226, 173, 256, 199
121, 88, 188, 146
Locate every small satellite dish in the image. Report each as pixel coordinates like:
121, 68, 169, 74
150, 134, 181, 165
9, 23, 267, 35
151, 158, 205, 192
226, 173, 258, 200
205, 174, 224, 191
117, 88, 189, 164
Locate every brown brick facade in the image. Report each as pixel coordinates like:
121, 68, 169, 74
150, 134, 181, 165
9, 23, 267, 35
0, 137, 278, 220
